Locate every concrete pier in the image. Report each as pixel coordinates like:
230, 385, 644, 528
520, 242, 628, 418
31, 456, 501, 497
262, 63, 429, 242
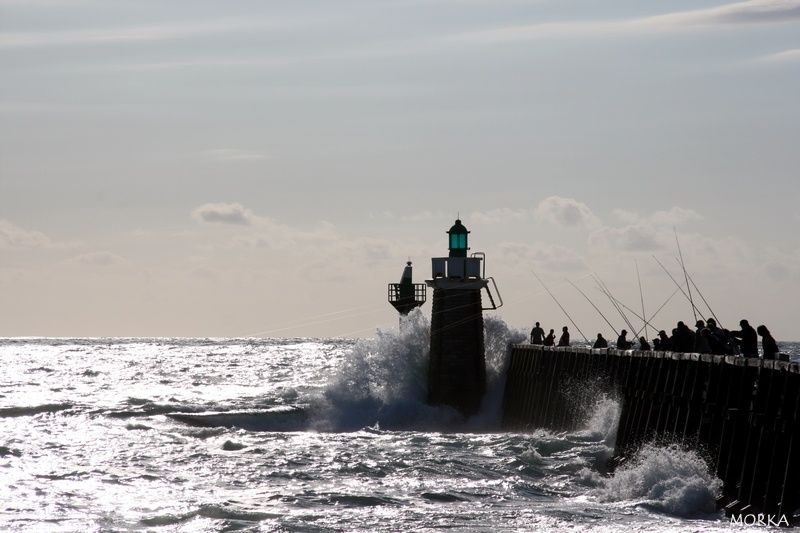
502, 345, 800, 524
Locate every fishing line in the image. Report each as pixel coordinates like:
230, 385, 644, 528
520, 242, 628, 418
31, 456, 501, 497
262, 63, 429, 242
652, 255, 706, 322
595, 285, 675, 338
685, 271, 723, 329
531, 270, 589, 344
636, 285, 683, 337
566, 278, 619, 336
593, 274, 636, 336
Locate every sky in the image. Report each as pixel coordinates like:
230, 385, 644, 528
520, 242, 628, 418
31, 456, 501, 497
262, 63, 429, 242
1, 0, 799, 340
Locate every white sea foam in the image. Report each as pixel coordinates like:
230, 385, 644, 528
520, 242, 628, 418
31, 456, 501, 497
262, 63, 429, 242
593, 443, 722, 517
317, 310, 526, 432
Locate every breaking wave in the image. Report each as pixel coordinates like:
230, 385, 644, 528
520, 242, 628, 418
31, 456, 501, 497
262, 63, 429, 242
593, 443, 722, 517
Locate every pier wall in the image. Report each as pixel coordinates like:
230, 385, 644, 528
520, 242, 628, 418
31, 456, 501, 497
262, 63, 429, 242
502, 345, 800, 523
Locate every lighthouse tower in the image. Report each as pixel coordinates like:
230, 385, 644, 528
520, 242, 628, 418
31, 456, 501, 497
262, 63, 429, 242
426, 219, 501, 417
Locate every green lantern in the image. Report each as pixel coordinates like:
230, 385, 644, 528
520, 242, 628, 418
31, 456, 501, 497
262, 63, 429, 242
447, 219, 469, 258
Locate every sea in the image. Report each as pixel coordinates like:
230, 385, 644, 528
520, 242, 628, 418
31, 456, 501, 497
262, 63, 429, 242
2, 312, 798, 532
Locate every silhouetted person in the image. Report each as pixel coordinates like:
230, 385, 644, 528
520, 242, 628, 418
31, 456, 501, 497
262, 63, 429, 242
757, 325, 779, 360
530, 322, 545, 345
694, 320, 710, 354
543, 329, 555, 346
653, 338, 662, 350
706, 318, 736, 355
731, 319, 758, 357
593, 333, 608, 349
557, 326, 570, 347
639, 337, 651, 351
702, 328, 726, 355
657, 330, 671, 351
672, 321, 695, 353
616, 329, 632, 349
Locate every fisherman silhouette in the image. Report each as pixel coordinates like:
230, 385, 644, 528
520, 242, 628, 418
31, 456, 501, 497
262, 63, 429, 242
530, 322, 545, 345
639, 337, 651, 351
616, 330, 632, 350
593, 333, 608, 349
543, 329, 555, 346
706, 318, 735, 354
731, 319, 758, 357
702, 328, 726, 355
657, 330, 671, 351
694, 320, 711, 354
557, 326, 570, 347
653, 338, 661, 350
757, 325, 780, 360
672, 321, 696, 353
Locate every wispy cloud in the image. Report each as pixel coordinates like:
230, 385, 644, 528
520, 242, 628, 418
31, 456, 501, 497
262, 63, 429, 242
68, 251, 127, 267
449, 0, 800, 43
0, 16, 300, 48
192, 203, 260, 226
630, 0, 800, 30
761, 48, 800, 61
0, 219, 78, 249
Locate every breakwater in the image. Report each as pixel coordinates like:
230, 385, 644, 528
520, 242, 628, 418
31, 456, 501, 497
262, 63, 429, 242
501, 345, 800, 524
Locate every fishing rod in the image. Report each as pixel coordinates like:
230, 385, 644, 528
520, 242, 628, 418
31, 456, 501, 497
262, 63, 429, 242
592, 285, 663, 338
593, 274, 637, 336
652, 255, 706, 321
566, 278, 619, 336
531, 270, 590, 344
636, 285, 684, 337
636, 259, 647, 341
684, 270, 724, 329
674, 228, 698, 324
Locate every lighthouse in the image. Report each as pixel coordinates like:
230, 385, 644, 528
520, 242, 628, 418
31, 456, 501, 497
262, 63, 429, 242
426, 219, 502, 417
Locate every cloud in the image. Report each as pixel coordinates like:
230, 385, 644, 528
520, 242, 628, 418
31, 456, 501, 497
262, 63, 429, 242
69, 251, 127, 267
589, 225, 665, 252
613, 207, 702, 227
0, 220, 54, 248
589, 208, 701, 253
657, 0, 800, 26
448, 0, 800, 43
498, 241, 588, 272
472, 208, 528, 224
761, 48, 800, 62
535, 197, 599, 229
192, 203, 260, 226
0, 17, 292, 48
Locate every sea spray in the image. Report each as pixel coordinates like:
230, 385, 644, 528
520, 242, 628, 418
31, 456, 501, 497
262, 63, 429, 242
593, 443, 723, 517
317, 308, 453, 430
468, 315, 528, 430
317, 311, 526, 431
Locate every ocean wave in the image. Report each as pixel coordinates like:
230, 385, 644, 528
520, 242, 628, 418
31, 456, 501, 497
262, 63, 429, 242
167, 405, 308, 431
0, 403, 72, 418
593, 443, 722, 517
